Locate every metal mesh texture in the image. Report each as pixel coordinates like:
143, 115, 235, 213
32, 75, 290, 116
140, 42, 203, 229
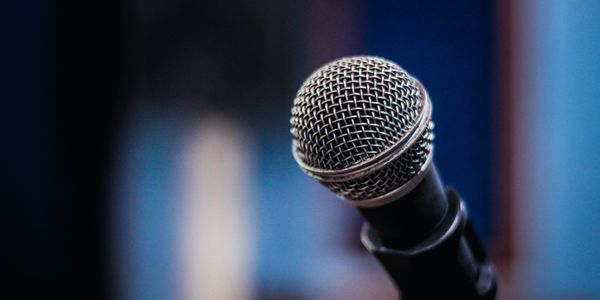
290, 56, 434, 202
290, 56, 424, 171
322, 122, 433, 201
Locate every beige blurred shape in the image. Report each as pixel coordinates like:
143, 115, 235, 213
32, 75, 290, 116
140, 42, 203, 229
176, 114, 255, 300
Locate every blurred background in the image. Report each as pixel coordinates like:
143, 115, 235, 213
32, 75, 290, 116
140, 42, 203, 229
3, 0, 600, 299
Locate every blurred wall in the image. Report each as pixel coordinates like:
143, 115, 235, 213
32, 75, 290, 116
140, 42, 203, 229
9, 0, 600, 299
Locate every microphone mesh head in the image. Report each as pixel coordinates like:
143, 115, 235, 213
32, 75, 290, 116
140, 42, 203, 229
290, 56, 434, 204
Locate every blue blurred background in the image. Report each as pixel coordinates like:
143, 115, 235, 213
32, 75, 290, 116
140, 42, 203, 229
3, 0, 600, 299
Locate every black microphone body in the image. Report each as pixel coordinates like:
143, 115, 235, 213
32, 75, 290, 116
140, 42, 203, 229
359, 164, 496, 299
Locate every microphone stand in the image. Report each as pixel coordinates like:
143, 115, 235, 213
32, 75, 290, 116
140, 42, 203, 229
360, 189, 497, 299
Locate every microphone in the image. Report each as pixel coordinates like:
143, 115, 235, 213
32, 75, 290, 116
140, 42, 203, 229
290, 56, 496, 299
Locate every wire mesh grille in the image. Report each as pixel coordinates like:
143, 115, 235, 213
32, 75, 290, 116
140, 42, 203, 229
290, 56, 423, 171
322, 122, 433, 201
290, 56, 434, 202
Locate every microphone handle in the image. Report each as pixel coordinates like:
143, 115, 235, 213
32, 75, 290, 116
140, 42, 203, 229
358, 167, 497, 299
358, 165, 449, 249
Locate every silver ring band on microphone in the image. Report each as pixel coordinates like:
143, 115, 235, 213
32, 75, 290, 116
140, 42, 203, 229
337, 149, 433, 207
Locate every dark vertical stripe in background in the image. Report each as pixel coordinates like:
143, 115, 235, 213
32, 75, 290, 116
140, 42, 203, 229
57, 1, 128, 298
3, 0, 129, 298
495, 0, 517, 263
2, 0, 62, 297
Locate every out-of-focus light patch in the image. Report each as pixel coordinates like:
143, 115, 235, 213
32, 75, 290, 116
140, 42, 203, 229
175, 115, 255, 300
515, 0, 600, 298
